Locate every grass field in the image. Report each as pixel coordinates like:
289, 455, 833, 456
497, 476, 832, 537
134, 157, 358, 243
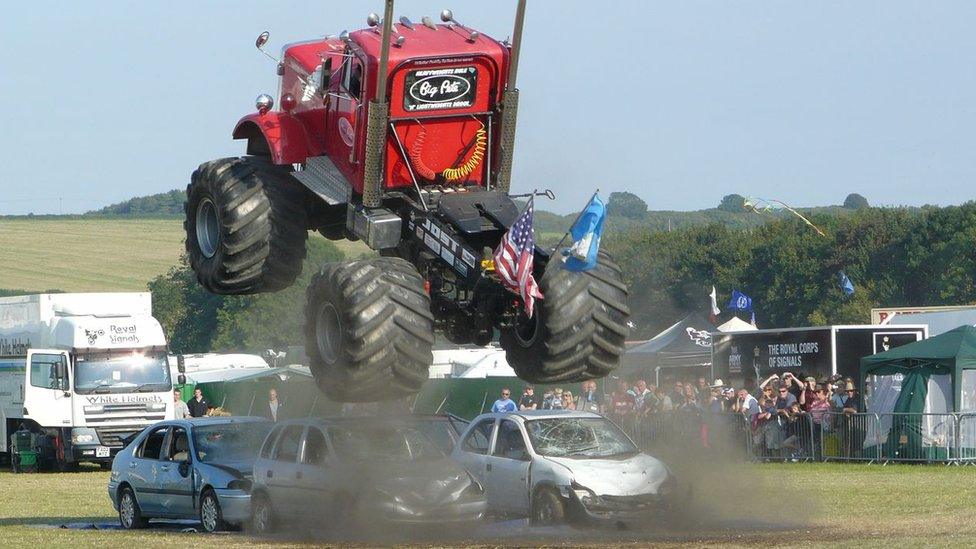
0, 218, 370, 293
2, 463, 975, 547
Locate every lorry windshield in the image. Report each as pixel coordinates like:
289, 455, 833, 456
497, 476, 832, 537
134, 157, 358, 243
525, 417, 638, 459
74, 351, 171, 393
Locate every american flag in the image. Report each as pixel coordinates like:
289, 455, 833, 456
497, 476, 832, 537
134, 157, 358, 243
494, 197, 544, 317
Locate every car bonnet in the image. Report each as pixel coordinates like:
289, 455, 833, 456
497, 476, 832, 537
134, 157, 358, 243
544, 453, 670, 496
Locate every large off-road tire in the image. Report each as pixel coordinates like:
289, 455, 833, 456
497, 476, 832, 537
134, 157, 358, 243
501, 251, 630, 383
185, 157, 308, 295
304, 257, 434, 402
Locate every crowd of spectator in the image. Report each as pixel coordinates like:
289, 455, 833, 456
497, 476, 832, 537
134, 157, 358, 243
579, 371, 871, 460
726, 372, 867, 459
490, 381, 605, 413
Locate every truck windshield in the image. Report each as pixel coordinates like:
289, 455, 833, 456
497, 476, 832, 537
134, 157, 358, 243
74, 351, 171, 393
525, 417, 638, 459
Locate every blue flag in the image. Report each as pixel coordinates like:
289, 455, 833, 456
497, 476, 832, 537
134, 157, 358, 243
728, 290, 753, 311
563, 194, 606, 272
839, 271, 855, 297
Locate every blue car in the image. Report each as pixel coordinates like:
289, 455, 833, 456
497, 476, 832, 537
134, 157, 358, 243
108, 417, 272, 532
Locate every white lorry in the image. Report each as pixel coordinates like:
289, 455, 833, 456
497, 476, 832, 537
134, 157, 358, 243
0, 293, 174, 470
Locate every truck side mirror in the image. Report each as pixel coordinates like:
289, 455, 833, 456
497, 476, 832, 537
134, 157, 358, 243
55, 359, 68, 383
178, 374, 187, 386
255, 31, 270, 50
177, 354, 186, 374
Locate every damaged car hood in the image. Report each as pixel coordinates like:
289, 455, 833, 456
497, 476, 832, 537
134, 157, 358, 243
353, 458, 474, 505
546, 453, 669, 496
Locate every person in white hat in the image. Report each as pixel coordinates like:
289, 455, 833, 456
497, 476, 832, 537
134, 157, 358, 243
706, 379, 727, 414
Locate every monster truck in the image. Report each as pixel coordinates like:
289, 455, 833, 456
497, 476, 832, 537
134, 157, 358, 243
184, 1, 630, 401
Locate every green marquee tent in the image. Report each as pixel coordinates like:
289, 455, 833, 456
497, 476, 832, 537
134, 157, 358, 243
859, 324, 976, 459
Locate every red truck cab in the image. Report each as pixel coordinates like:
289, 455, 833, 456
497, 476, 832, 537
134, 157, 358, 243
233, 22, 510, 196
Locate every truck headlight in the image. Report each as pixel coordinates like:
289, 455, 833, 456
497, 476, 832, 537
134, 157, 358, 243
84, 405, 105, 414
71, 428, 98, 444
148, 403, 166, 412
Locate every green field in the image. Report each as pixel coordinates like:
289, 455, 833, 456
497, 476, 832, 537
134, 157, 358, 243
0, 218, 370, 293
2, 463, 975, 547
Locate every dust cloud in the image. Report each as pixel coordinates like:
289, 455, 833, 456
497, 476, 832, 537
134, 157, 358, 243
245, 402, 819, 546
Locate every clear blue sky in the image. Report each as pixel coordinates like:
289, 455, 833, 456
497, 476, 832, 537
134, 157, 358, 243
1, 1, 973, 215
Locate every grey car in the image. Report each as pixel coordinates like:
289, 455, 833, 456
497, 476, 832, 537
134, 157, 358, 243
451, 410, 676, 525
108, 417, 272, 532
249, 417, 487, 533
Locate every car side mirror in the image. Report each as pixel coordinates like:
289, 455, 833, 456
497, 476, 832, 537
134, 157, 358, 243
178, 460, 191, 478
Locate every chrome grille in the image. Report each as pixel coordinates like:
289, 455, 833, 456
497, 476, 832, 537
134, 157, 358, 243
95, 426, 144, 447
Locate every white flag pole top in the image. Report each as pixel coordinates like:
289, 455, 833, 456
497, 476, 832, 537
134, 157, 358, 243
551, 188, 600, 255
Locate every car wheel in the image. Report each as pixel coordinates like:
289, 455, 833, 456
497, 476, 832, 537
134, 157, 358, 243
199, 489, 225, 533
530, 487, 565, 526
250, 493, 275, 534
119, 486, 148, 529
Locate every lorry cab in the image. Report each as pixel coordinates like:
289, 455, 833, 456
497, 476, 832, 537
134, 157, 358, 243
0, 293, 174, 471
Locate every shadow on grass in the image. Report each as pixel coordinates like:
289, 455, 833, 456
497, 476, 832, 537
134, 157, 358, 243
0, 517, 114, 527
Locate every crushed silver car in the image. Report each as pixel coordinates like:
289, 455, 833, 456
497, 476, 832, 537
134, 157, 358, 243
107, 417, 272, 532
249, 417, 487, 533
451, 410, 676, 525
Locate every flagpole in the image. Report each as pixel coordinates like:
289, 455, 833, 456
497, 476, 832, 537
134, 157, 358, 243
550, 188, 600, 255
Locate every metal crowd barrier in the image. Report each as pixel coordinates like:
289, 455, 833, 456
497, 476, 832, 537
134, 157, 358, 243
747, 413, 817, 462
619, 410, 976, 465
955, 413, 976, 463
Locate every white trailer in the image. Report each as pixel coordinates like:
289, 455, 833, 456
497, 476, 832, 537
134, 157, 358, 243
0, 293, 173, 470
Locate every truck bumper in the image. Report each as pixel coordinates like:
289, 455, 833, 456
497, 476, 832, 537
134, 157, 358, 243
71, 443, 119, 463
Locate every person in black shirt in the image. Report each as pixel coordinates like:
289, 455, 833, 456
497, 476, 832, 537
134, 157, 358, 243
841, 382, 865, 457
519, 386, 539, 410
187, 387, 211, 418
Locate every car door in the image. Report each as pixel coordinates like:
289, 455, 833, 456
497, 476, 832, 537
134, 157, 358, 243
155, 425, 195, 517
453, 418, 496, 488
486, 419, 532, 514
127, 425, 169, 514
297, 425, 333, 521
265, 423, 305, 519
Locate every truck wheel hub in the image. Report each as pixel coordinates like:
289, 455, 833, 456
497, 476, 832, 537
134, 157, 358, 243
513, 310, 541, 347
315, 302, 343, 364
195, 198, 220, 259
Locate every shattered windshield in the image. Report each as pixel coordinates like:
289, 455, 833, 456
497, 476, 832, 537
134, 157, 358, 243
329, 424, 443, 462
525, 417, 638, 459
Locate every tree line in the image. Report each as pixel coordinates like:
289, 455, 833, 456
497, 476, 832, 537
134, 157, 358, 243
607, 202, 976, 338
144, 195, 972, 352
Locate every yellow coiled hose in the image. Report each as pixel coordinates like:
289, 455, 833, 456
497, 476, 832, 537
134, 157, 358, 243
442, 126, 486, 182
